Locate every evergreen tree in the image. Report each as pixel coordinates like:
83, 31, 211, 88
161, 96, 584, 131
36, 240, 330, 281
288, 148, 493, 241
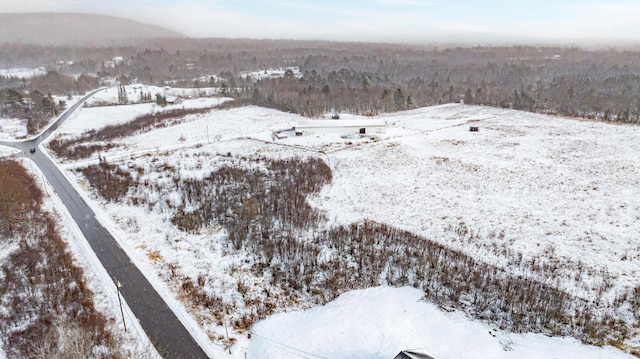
155, 93, 166, 106
464, 88, 474, 105
393, 88, 405, 108
118, 85, 128, 104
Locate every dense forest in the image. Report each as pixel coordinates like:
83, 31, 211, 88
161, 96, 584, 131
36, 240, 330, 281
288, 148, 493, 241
2, 39, 640, 131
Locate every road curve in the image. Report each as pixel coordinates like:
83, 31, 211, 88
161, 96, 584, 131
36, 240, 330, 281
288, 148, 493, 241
1, 91, 210, 359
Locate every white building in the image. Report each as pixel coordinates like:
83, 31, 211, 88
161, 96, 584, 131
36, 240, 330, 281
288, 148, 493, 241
295, 119, 386, 136
1, 121, 20, 134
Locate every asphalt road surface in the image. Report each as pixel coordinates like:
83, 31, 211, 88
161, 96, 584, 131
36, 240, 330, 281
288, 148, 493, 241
1, 91, 210, 358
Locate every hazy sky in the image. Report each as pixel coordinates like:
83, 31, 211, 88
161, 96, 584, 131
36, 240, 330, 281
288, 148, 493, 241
2, 0, 640, 43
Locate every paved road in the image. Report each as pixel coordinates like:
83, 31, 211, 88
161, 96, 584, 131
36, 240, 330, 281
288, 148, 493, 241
1, 91, 210, 359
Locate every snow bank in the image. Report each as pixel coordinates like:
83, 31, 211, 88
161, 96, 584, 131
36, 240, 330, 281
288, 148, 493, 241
0, 145, 19, 157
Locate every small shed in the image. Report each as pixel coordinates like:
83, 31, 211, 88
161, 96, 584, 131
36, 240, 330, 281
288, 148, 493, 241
295, 119, 386, 136
165, 96, 182, 105
394, 350, 436, 359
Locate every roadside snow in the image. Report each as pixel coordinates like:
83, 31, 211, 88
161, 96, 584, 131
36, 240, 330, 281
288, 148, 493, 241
0, 145, 19, 157
248, 286, 633, 359
19, 157, 160, 357
55, 95, 232, 144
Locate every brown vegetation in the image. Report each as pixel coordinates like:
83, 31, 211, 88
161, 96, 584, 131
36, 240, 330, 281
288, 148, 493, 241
80, 161, 135, 202
4, 41, 640, 127
0, 160, 122, 358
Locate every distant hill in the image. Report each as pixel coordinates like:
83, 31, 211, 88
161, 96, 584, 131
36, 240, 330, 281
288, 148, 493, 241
0, 13, 183, 46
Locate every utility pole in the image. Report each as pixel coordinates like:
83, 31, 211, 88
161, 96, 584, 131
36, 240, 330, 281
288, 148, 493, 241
114, 277, 127, 332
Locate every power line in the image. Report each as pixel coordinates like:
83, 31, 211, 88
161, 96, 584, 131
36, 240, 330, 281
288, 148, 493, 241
251, 333, 329, 359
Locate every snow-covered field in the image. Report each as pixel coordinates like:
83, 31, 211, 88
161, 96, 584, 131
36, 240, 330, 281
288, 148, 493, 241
57, 97, 231, 141
0, 67, 46, 79
50, 101, 640, 357
317, 106, 640, 299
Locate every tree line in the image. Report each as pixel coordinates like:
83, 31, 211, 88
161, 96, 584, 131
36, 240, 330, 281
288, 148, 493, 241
233, 49, 640, 123
4, 41, 640, 125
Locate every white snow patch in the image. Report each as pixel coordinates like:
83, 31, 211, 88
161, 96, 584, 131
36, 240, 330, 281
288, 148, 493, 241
55, 97, 232, 144
248, 286, 634, 359
0, 119, 26, 139
241, 67, 302, 81
0, 145, 19, 157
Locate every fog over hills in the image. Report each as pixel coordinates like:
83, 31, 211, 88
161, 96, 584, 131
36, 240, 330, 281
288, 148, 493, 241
0, 13, 183, 46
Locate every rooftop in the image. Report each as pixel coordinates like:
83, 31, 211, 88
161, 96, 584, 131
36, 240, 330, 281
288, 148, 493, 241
296, 119, 386, 128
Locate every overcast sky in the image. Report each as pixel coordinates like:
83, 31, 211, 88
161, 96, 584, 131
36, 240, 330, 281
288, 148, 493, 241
2, 0, 640, 44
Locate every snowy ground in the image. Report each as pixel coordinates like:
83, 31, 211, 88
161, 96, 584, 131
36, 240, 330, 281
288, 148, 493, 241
0, 67, 46, 79
0, 145, 19, 157
56, 97, 231, 141
50, 101, 640, 357
0, 119, 27, 139
248, 286, 633, 359
314, 106, 640, 300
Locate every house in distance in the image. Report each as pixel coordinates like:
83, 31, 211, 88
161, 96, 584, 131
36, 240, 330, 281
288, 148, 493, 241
294, 118, 386, 136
